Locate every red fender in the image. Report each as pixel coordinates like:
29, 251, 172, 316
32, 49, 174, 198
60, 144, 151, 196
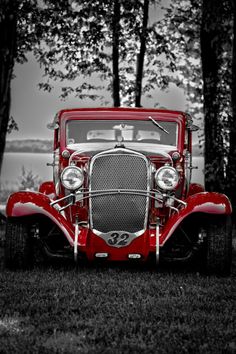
6, 191, 74, 246
187, 183, 205, 197
39, 181, 56, 198
160, 192, 232, 246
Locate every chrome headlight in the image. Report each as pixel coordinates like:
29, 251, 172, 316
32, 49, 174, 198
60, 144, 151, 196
61, 166, 84, 190
155, 166, 179, 191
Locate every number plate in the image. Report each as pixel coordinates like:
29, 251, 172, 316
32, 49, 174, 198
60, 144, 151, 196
107, 232, 130, 246
94, 230, 142, 248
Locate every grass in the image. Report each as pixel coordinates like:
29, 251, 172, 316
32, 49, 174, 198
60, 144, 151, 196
0, 245, 235, 353
0, 220, 235, 353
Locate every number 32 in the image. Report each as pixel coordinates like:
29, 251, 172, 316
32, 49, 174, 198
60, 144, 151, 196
108, 233, 129, 246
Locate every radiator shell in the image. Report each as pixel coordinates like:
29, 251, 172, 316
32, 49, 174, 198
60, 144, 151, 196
89, 149, 150, 234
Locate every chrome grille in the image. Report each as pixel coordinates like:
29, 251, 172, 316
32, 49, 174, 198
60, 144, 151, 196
89, 149, 149, 233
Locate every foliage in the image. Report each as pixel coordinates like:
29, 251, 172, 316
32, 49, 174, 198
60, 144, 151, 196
18, 166, 41, 191
28, 1, 206, 111
153, 0, 204, 157
227, 1, 236, 209
7, 116, 18, 134
0, 166, 42, 203
1, 0, 236, 200
26, 0, 179, 106
158, 1, 202, 116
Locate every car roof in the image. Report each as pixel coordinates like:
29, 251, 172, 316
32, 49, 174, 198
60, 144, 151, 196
57, 107, 188, 124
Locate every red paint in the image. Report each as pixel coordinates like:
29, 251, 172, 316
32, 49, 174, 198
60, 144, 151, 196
39, 181, 55, 197
5, 108, 232, 264
6, 191, 75, 245
187, 183, 205, 197
6, 190, 231, 258
160, 192, 232, 245
58, 108, 186, 154
80, 229, 150, 261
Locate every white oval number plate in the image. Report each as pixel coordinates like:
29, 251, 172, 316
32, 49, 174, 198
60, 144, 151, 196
93, 230, 141, 248
107, 232, 130, 246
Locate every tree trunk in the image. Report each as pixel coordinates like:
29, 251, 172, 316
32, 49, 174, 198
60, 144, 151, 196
0, 0, 18, 175
228, 1, 236, 213
112, 0, 120, 107
135, 0, 149, 107
200, 0, 225, 192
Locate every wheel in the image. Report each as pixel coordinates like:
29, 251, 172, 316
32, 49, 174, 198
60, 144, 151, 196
203, 215, 232, 275
5, 219, 33, 269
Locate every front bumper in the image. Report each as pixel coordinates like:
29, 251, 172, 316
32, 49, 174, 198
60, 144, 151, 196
6, 189, 232, 262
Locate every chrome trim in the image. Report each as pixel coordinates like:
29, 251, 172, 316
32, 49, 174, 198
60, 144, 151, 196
94, 228, 145, 237
50, 188, 187, 213
154, 166, 179, 191
74, 216, 79, 263
128, 254, 141, 259
168, 195, 187, 207
61, 166, 84, 190
156, 218, 160, 264
59, 201, 73, 212
169, 206, 179, 213
88, 148, 151, 233
95, 253, 108, 258
77, 189, 163, 203
50, 194, 73, 206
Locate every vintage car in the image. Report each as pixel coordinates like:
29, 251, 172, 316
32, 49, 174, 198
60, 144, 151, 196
5, 108, 232, 274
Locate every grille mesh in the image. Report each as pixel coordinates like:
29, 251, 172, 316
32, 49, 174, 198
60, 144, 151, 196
90, 152, 149, 233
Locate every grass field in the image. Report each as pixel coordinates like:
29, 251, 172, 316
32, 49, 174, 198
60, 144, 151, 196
0, 227, 235, 353
0, 264, 235, 353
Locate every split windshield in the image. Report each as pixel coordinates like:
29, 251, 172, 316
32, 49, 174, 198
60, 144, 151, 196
66, 120, 178, 153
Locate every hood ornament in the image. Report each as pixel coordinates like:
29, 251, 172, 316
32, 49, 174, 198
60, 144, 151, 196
115, 135, 125, 148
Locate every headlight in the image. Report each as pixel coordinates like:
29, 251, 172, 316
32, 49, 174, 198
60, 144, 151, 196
61, 166, 84, 190
155, 166, 179, 191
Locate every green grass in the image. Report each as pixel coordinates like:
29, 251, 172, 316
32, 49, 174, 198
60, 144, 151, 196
0, 254, 235, 353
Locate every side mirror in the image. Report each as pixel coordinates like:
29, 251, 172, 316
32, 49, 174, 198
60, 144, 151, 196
47, 122, 59, 130
190, 124, 199, 132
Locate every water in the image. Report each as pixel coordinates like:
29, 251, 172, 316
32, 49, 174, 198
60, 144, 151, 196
1, 152, 52, 190
1, 152, 204, 189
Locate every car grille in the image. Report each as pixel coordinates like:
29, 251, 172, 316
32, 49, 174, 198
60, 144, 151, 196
89, 149, 149, 233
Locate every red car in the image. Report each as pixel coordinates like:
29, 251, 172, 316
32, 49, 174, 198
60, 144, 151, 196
5, 108, 232, 274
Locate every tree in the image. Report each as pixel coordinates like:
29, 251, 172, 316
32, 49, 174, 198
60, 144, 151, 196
201, 0, 224, 192
201, 0, 233, 193
35, 0, 174, 107
0, 0, 45, 175
135, 0, 149, 107
0, 0, 18, 174
112, 0, 121, 106
157, 1, 203, 120
0, 0, 174, 174
228, 0, 236, 212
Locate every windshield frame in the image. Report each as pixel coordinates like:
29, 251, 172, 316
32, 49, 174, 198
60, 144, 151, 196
59, 111, 185, 154
65, 119, 179, 151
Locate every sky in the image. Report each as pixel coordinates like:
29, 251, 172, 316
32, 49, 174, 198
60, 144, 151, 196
9, 52, 188, 141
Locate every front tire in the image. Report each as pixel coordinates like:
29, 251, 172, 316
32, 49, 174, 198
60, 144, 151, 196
203, 215, 232, 275
5, 219, 33, 269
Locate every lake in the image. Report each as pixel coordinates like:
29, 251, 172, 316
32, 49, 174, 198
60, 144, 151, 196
1, 152, 204, 189
1, 152, 52, 190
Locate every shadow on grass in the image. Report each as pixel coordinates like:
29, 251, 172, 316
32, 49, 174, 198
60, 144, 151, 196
0, 216, 236, 278
19, 251, 235, 280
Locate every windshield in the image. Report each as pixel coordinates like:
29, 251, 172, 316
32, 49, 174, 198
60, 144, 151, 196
66, 120, 178, 154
